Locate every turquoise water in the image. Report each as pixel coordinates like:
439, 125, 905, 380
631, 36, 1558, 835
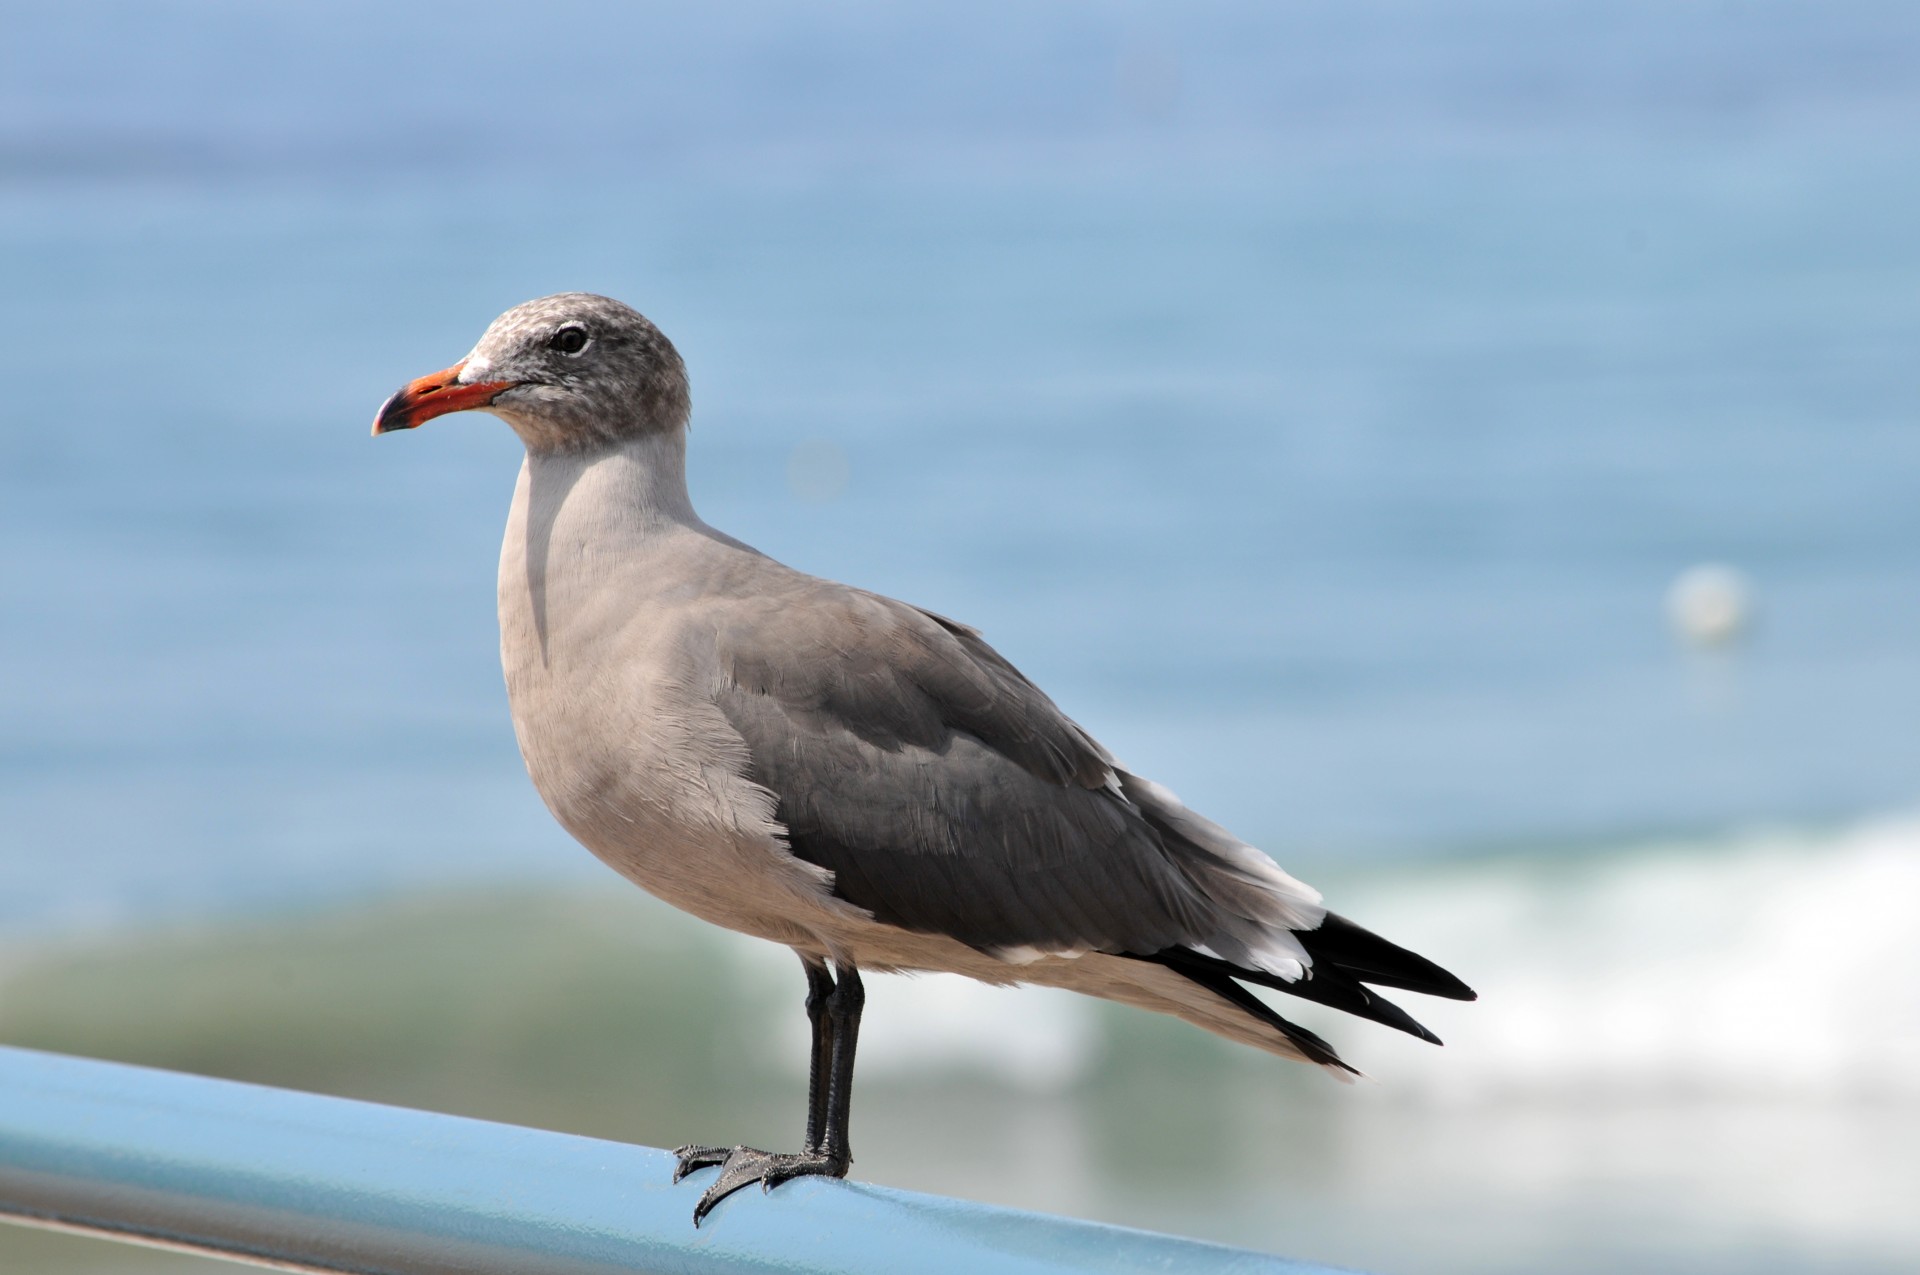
3, 4, 1919, 1272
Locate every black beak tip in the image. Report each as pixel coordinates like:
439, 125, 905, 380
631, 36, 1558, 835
371, 390, 416, 437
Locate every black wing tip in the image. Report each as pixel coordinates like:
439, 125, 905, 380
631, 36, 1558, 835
1162, 955, 1360, 1072
1136, 908, 1477, 1046
1401, 967, 1477, 1003
1400, 1015, 1444, 1047
1310, 972, 1448, 1045
1303, 912, 1478, 1001
1147, 947, 1448, 1046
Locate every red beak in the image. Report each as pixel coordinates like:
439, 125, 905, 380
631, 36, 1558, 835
372, 363, 518, 435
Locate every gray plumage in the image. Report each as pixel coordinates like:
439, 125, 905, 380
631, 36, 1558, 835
385, 292, 1473, 1084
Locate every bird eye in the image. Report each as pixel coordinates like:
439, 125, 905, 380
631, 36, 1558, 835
549, 325, 591, 356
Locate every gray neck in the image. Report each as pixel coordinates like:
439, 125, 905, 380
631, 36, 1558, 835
524, 429, 699, 537
508, 429, 703, 668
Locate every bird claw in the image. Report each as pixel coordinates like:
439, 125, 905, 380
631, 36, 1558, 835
671, 1144, 849, 1225
669, 1144, 732, 1184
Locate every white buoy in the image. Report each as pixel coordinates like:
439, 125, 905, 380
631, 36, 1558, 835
1667, 563, 1753, 648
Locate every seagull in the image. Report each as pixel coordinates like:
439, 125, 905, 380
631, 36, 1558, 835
373, 293, 1474, 1224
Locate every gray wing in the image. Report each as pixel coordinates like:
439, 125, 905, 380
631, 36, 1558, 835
711, 575, 1475, 1062
712, 582, 1273, 960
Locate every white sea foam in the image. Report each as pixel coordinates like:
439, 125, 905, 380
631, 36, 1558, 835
1334, 814, 1920, 1104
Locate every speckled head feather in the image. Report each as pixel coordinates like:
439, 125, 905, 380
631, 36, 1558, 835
455, 293, 690, 453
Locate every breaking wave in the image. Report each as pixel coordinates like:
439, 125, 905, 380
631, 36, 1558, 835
1330, 813, 1920, 1103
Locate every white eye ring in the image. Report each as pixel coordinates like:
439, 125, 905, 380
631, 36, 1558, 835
549, 325, 591, 356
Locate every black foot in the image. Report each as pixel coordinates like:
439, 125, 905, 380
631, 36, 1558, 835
671, 1144, 849, 1225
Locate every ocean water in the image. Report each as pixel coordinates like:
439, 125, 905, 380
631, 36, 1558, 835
3, 3, 1919, 1272
5, 156, 1919, 929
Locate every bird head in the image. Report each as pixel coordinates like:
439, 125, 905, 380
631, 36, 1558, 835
372, 292, 690, 451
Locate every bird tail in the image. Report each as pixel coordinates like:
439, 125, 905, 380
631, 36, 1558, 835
1109, 767, 1475, 1069
1134, 913, 1476, 1070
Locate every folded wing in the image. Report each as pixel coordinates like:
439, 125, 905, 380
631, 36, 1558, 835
712, 580, 1472, 1064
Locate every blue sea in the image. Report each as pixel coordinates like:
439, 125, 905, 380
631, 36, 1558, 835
2, 4, 1918, 1273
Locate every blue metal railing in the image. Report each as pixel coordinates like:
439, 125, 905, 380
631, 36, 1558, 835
0, 1045, 1341, 1274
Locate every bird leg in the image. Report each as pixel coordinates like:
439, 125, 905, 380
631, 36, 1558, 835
816, 961, 862, 1167
801, 955, 837, 1154
672, 957, 864, 1225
